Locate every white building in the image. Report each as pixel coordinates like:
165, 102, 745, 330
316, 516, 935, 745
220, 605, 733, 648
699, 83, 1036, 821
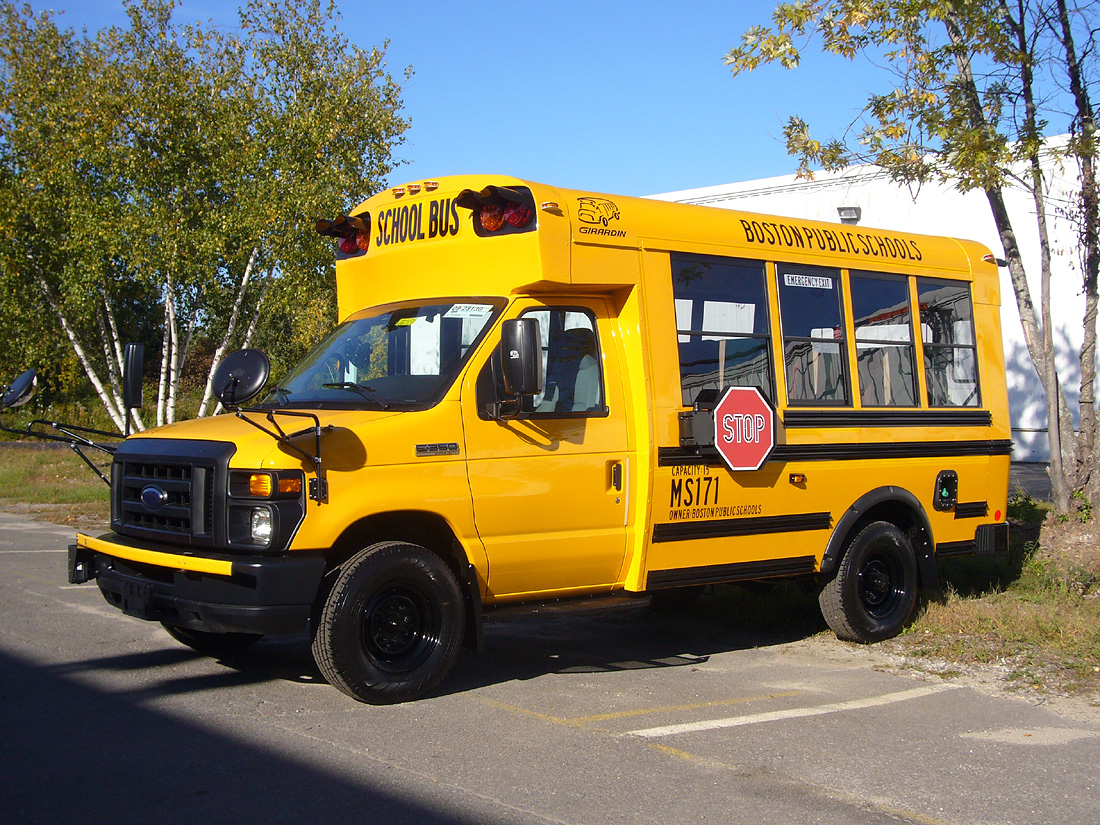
650, 147, 1091, 462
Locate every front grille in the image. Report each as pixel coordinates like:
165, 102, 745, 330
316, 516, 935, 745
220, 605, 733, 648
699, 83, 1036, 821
111, 439, 234, 548
118, 460, 212, 538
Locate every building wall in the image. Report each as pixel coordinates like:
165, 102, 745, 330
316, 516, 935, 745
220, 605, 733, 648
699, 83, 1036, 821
649, 152, 1090, 462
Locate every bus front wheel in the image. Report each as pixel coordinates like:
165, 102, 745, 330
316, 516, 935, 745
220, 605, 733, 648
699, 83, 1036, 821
818, 521, 918, 643
311, 541, 465, 704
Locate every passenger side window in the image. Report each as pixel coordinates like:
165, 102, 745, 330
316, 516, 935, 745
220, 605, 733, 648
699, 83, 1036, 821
917, 278, 980, 407
850, 273, 917, 407
671, 254, 774, 406
777, 264, 849, 405
477, 307, 606, 417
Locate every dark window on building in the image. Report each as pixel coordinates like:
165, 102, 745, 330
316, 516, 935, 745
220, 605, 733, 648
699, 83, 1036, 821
671, 253, 773, 406
777, 264, 849, 405
850, 272, 917, 407
917, 278, 980, 407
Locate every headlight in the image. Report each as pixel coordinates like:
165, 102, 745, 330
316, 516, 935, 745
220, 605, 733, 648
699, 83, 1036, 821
250, 507, 274, 543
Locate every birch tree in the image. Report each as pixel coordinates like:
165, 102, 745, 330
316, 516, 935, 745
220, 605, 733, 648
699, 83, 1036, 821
725, 0, 1099, 514
0, 0, 408, 429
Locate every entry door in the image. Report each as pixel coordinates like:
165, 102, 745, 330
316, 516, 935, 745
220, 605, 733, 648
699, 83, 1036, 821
461, 297, 629, 600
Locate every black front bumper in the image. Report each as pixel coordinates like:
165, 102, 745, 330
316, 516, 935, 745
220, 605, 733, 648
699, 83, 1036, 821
70, 533, 327, 635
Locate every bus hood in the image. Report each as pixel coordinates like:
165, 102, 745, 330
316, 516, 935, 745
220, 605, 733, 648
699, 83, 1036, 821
125, 408, 407, 470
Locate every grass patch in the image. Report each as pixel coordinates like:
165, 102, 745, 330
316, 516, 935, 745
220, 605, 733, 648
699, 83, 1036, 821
0, 445, 111, 529
895, 501, 1100, 697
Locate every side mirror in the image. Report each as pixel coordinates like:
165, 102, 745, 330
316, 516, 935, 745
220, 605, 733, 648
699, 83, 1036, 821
122, 342, 143, 412
212, 349, 270, 408
500, 318, 542, 397
1, 368, 37, 409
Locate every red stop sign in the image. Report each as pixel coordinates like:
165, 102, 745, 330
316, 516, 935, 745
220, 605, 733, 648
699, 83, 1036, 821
713, 386, 775, 472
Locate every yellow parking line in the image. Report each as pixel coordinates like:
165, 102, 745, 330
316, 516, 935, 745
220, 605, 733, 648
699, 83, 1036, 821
481, 691, 804, 730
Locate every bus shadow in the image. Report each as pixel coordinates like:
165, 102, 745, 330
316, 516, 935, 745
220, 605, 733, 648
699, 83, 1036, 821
196, 583, 830, 698
443, 582, 827, 695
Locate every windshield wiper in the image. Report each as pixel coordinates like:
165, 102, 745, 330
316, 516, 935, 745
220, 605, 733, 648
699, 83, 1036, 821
271, 386, 293, 405
321, 382, 391, 409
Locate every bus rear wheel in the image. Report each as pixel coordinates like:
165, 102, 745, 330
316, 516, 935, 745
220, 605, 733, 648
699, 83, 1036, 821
311, 541, 464, 704
819, 521, 918, 643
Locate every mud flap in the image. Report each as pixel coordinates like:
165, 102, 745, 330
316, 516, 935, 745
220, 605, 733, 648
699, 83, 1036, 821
67, 544, 97, 585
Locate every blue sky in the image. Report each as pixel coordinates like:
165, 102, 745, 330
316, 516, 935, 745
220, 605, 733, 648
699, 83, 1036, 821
28, 1, 877, 197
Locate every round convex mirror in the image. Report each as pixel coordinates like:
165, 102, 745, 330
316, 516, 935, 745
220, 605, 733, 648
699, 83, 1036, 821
212, 350, 270, 407
2, 369, 36, 409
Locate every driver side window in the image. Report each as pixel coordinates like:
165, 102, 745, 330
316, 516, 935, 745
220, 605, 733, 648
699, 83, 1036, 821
477, 308, 606, 418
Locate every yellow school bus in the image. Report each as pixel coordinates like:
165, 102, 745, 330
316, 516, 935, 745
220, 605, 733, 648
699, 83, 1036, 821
65, 175, 1010, 703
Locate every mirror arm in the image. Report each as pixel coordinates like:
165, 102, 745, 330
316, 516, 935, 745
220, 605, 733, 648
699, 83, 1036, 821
28, 420, 121, 451
0, 418, 116, 485
233, 408, 332, 503
66, 442, 110, 485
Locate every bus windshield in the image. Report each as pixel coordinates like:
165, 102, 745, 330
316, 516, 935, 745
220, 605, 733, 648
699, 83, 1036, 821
266, 300, 503, 410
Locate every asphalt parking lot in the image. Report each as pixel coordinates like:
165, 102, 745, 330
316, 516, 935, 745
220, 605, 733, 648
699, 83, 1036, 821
1, 510, 1097, 825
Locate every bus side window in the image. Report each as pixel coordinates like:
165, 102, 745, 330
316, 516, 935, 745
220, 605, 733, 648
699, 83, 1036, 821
777, 265, 850, 406
850, 272, 918, 407
917, 278, 980, 407
671, 254, 774, 406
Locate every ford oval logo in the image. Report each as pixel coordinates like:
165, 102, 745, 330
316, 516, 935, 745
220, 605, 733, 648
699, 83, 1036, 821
140, 485, 168, 510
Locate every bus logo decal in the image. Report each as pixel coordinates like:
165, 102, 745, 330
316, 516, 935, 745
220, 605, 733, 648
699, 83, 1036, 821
577, 197, 621, 227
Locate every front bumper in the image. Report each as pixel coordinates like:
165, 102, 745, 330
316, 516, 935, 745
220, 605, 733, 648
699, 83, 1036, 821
70, 532, 327, 635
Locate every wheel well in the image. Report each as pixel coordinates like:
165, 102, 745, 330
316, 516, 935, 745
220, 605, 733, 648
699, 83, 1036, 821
321, 511, 484, 650
822, 488, 936, 588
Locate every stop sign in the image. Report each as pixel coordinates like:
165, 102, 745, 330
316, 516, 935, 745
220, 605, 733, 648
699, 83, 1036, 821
713, 386, 775, 472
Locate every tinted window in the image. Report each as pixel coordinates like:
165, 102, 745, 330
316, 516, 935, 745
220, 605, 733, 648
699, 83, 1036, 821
671, 254, 773, 405
777, 265, 849, 405
917, 278, 979, 407
851, 273, 917, 407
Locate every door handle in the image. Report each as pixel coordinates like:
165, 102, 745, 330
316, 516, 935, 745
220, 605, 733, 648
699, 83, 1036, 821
611, 462, 623, 492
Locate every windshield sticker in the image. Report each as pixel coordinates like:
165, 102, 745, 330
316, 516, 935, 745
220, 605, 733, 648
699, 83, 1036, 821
740, 218, 923, 261
444, 304, 494, 319
374, 198, 461, 249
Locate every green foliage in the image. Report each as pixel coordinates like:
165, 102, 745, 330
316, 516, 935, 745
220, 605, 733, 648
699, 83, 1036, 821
0, 0, 409, 420
723, 0, 1087, 188
1006, 488, 1047, 524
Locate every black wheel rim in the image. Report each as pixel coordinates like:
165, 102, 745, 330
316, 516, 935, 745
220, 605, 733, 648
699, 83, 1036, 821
360, 580, 440, 672
858, 552, 903, 619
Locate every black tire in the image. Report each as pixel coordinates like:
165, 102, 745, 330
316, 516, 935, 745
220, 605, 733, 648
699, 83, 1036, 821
311, 541, 464, 704
818, 521, 918, 643
161, 624, 263, 657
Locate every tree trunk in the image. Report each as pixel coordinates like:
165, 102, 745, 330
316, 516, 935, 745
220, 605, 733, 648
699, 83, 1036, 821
1055, 0, 1100, 507
38, 277, 125, 432
197, 246, 258, 417
945, 11, 1073, 511
156, 303, 171, 428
